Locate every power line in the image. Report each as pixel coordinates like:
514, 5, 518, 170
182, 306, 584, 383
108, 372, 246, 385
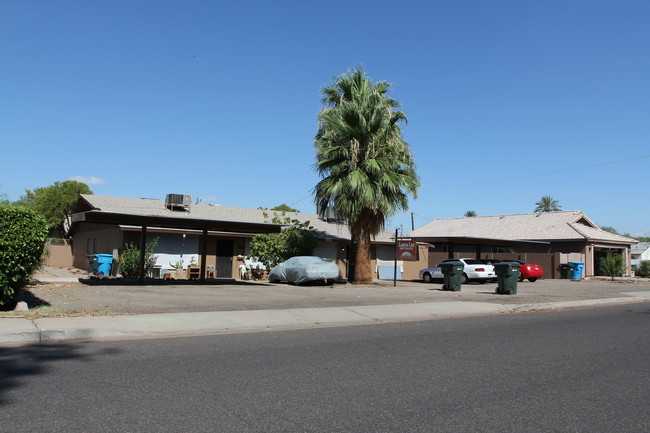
423, 154, 650, 189
289, 193, 313, 207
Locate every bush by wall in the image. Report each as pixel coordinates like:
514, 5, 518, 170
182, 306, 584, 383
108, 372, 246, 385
0, 207, 49, 307
636, 260, 650, 278
248, 223, 317, 270
118, 238, 159, 278
599, 253, 624, 281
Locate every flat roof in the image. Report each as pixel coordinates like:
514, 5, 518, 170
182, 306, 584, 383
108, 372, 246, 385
71, 211, 285, 234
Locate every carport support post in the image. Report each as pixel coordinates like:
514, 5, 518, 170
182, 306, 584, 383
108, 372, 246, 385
138, 225, 147, 284
200, 229, 207, 283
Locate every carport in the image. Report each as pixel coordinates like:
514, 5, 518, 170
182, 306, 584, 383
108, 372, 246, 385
593, 245, 629, 276
408, 211, 638, 278
415, 236, 559, 277
70, 211, 284, 283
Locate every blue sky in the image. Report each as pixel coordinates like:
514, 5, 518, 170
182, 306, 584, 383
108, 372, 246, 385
2, 0, 649, 236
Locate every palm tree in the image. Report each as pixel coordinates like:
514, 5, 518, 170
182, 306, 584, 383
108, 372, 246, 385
314, 68, 420, 283
464, 210, 477, 217
534, 195, 561, 213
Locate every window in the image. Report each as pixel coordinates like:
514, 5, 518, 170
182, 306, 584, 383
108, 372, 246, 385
491, 246, 505, 253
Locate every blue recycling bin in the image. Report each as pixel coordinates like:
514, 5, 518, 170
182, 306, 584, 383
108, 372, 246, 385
568, 261, 584, 280
94, 254, 114, 276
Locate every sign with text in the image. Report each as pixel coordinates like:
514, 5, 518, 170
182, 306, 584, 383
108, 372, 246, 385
397, 240, 417, 261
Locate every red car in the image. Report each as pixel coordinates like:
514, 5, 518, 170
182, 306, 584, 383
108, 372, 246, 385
512, 260, 543, 282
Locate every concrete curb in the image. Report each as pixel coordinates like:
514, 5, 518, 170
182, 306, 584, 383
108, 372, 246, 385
1, 297, 647, 344
1, 318, 42, 343
508, 297, 648, 312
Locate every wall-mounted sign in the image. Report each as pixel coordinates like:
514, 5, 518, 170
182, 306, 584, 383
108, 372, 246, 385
397, 240, 417, 261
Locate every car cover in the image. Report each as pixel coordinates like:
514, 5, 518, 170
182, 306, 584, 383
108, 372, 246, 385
269, 256, 339, 284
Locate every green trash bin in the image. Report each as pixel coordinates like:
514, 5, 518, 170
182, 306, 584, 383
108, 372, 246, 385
440, 260, 464, 292
560, 263, 572, 279
495, 261, 521, 295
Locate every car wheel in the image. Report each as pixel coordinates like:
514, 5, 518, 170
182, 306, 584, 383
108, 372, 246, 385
518, 275, 525, 282
528, 278, 537, 282
423, 273, 432, 283
461, 274, 469, 284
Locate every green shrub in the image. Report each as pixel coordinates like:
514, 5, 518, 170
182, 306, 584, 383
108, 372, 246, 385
248, 222, 318, 270
0, 207, 49, 307
599, 254, 624, 280
118, 238, 159, 278
636, 260, 650, 278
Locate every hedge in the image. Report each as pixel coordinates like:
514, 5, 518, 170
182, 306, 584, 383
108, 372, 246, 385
0, 207, 49, 307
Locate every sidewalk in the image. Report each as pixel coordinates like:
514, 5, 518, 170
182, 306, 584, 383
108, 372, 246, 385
3, 291, 650, 344
2, 268, 650, 344
31, 266, 88, 283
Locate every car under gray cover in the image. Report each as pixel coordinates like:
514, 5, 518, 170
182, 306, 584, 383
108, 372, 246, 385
268, 256, 340, 284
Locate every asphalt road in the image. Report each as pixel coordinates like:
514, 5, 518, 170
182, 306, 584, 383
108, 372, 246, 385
2, 304, 649, 432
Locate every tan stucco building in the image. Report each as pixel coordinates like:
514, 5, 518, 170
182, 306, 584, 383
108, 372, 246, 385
408, 211, 637, 278
69, 194, 427, 281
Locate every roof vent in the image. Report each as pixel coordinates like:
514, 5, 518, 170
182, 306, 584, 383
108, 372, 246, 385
165, 194, 191, 212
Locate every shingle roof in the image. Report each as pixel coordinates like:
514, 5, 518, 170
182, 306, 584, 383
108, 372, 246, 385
76, 195, 395, 243
408, 211, 636, 244
632, 242, 650, 255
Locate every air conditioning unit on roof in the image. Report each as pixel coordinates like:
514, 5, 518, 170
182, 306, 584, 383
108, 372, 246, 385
318, 206, 344, 223
165, 194, 191, 211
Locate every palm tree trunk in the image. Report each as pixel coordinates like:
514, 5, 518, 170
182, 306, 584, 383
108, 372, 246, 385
353, 235, 373, 284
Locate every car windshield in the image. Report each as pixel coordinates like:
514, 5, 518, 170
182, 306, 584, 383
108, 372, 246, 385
463, 259, 483, 265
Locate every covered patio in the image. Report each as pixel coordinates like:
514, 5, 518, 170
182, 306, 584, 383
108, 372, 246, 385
70, 210, 284, 284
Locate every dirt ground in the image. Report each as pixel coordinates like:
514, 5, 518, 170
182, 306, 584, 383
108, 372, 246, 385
5, 277, 650, 318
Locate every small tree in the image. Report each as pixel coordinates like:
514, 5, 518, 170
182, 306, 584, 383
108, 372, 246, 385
599, 254, 624, 281
271, 203, 299, 213
0, 207, 49, 307
248, 221, 318, 269
16, 180, 93, 236
118, 238, 159, 278
464, 210, 477, 217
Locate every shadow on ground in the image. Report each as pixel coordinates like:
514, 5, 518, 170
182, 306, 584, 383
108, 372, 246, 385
0, 342, 121, 406
16, 290, 51, 309
0, 291, 51, 312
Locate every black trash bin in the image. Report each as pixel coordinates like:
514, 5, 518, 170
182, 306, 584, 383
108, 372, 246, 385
87, 255, 99, 274
495, 261, 521, 295
440, 260, 464, 291
560, 263, 572, 279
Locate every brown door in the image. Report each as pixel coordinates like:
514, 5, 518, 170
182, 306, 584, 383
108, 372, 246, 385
216, 239, 234, 278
